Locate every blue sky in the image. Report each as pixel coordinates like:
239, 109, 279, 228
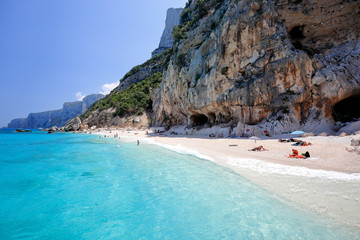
0, 0, 187, 127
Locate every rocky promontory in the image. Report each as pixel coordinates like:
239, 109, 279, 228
8, 94, 104, 129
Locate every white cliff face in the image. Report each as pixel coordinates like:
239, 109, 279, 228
152, 0, 360, 134
152, 8, 183, 57
8, 94, 104, 129
159, 8, 183, 49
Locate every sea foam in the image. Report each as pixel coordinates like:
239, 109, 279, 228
145, 139, 360, 182
227, 157, 360, 182
144, 139, 214, 162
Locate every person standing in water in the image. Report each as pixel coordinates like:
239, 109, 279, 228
137, 140, 140, 145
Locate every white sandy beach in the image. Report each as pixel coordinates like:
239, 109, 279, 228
92, 128, 360, 230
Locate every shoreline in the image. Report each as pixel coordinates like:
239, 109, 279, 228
92, 128, 360, 229
94, 128, 360, 174
147, 138, 360, 181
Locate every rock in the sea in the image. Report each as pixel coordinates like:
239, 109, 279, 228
47, 126, 59, 134
64, 117, 81, 132
15, 129, 32, 133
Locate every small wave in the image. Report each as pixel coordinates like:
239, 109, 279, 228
144, 139, 214, 162
227, 157, 360, 182
144, 139, 360, 182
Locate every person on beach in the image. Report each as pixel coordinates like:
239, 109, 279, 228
241, 128, 250, 137
291, 140, 312, 146
287, 149, 306, 158
250, 146, 268, 151
264, 130, 271, 137
137, 140, 140, 145
301, 151, 310, 158
288, 149, 299, 156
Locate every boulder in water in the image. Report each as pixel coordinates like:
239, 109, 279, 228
64, 117, 81, 132
15, 129, 32, 133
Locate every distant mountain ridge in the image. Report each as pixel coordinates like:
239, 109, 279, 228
8, 94, 104, 129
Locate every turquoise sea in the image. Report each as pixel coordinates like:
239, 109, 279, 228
0, 129, 358, 239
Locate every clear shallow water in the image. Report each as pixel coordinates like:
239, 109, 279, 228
0, 129, 357, 239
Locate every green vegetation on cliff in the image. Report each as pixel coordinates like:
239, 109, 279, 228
82, 72, 163, 119
81, 49, 171, 121
172, 0, 225, 42
121, 49, 171, 81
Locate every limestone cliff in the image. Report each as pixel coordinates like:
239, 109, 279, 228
152, 8, 183, 57
8, 94, 104, 129
152, 0, 360, 135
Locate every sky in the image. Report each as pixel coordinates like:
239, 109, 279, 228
0, 0, 187, 127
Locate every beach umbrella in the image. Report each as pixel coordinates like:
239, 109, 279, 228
291, 130, 305, 135
291, 130, 305, 137
249, 136, 261, 144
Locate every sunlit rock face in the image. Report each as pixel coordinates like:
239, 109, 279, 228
152, 0, 360, 134
152, 8, 183, 57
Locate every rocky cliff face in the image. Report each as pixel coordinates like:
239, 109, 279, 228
7, 118, 27, 129
152, 0, 360, 135
152, 8, 183, 57
8, 94, 104, 129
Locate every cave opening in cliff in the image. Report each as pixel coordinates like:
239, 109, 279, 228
190, 114, 209, 126
289, 25, 305, 41
332, 95, 360, 123
288, 25, 306, 51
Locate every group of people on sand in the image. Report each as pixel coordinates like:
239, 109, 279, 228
250, 145, 311, 159
249, 138, 312, 159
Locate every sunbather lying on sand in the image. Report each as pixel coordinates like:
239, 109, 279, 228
250, 146, 268, 151
287, 149, 304, 158
278, 138, 299, 143
292, 141, 312, 146
287, 149, 310, 159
